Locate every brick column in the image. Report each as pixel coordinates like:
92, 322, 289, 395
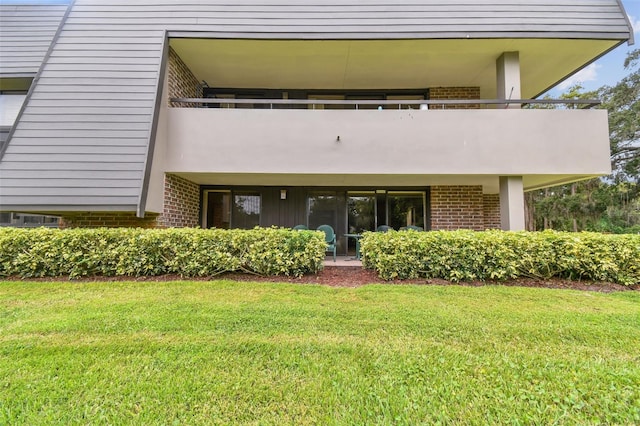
158, 174, 200, 228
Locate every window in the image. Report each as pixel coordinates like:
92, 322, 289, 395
204, 190, 261, 229
203, 88, 283, 109
345, 93, 385, 110
201, 87, 429, 110
307, 94, 344, 110
0, 212, 59, 228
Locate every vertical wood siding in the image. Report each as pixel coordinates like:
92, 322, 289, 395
0, 0, 633, 212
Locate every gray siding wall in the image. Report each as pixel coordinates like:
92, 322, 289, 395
60, 0, 632, 40
0, 0, 633, 213
0, 1, 70, 76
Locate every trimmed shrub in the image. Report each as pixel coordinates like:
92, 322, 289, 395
0, 227, 326, 279
360, 230, 640, 285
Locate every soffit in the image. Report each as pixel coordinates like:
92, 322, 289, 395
174, 172, 603, 193
170, 38, 619, 99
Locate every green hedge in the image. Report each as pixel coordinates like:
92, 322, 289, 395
0, 227, 326, 279
360, 230, 640, 285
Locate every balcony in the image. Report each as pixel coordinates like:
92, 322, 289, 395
160, 98, 611, 191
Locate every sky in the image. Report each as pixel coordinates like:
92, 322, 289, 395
547, 0, 640, 96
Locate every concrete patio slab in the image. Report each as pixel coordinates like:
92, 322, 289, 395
323, 256, 362, 267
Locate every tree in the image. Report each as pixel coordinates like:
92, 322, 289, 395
597, 48, 640, 182
525, 49, 640, 232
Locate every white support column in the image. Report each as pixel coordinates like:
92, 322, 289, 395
499, 176, 525, 231
496, 52, 521, 109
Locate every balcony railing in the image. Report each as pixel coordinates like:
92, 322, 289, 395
169, 97, 601, 109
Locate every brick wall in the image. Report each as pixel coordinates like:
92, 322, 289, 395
430, 186, 485, 231
168, 47, 201, 107
158, 174, 200, 228
59, 212, 160, 228
429, 87, 480, 109
60, 175, 201, 229
483, 194, 501, 229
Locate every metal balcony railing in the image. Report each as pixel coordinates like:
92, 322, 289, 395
169, 97, 601, 109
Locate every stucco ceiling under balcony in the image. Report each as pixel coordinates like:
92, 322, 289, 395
170, 38, 621, 99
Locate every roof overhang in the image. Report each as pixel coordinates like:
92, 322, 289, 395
170, 37, 625, 99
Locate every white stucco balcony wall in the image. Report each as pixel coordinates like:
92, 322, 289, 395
162, 107, 611, 190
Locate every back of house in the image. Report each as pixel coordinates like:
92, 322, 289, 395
0, 0, 634, 251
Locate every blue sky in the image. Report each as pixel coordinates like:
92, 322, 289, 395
547, 0, 640, 95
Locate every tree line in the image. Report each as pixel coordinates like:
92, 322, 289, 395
526, 49, 640, 233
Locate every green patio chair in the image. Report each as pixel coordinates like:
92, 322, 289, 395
376, 225, 393, 232
317, 224, 337, 262
293, 224, 308, 230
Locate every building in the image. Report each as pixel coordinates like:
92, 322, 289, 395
0, 0, 634, 251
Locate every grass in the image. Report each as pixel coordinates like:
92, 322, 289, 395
0, 280, 639, 425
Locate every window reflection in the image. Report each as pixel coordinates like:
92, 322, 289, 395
388, 192, 425, 230
0, 212, 59, 227
347, 192, 375, 233
308, 192, 337, 229
232, 192, 260, 229
205, 191, 231, 229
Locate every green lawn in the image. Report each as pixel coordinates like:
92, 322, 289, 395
1, 280, 639, 425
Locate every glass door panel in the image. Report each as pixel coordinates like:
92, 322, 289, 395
232, 192, 261, 229
205, 190, 231, 229
346, 94, 385, 110
387, 192, 425, 230
387, 94, 425, 110
307, 94, 344, 110
308, 192, 337, 230
347, 192, 375, 233
347, 192, 375, 256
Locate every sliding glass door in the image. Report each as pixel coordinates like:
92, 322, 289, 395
348, 190, 426, 231
387, 191, 426, 230
347, 192, 376, 233
204, 190, 261, 229
307, 192, 337, 230
203, 188, 427, 238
